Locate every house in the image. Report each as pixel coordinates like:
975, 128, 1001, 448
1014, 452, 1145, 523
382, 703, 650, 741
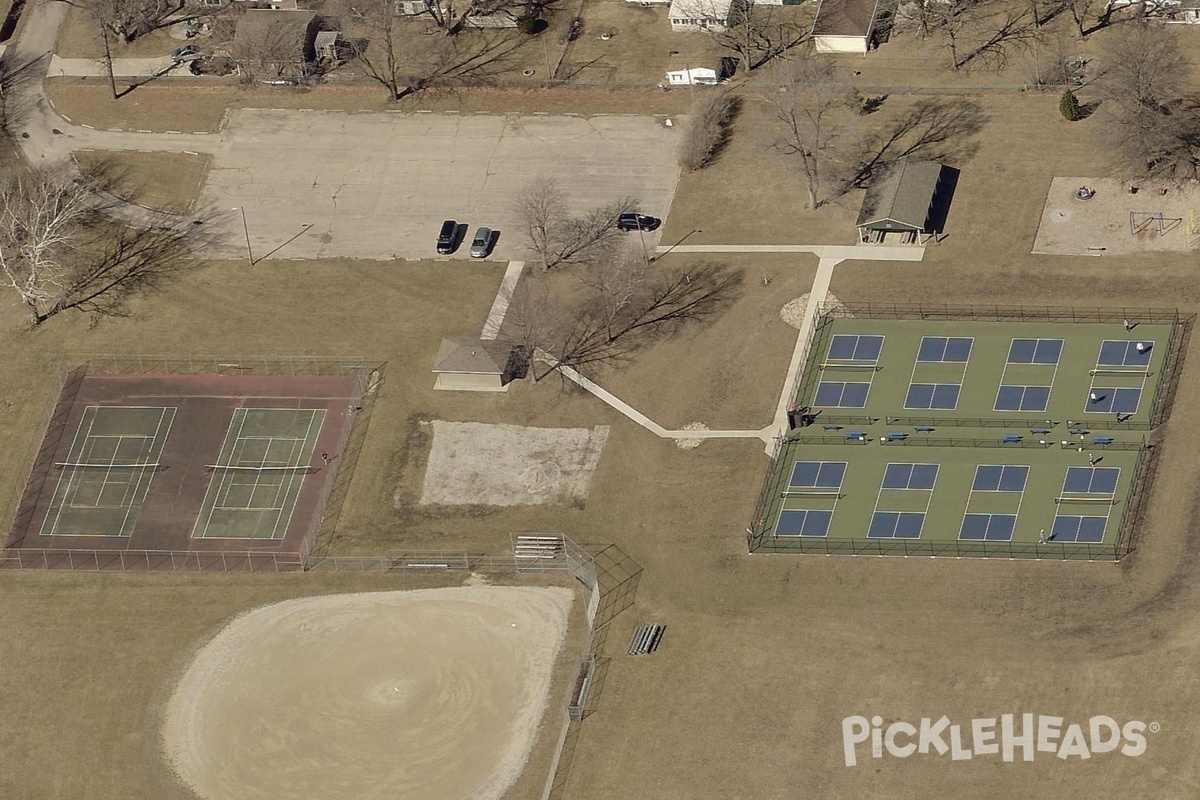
668, 0, 734, 31
432, 339, 521, 392
855, 157, 948, 244
1108, 0, 1200, 22
811, 0, 879, 53
231, 9, 320, 79
665, 56, 735, 85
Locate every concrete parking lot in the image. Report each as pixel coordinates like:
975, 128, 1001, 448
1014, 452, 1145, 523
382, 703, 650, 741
201, 110, 682, 261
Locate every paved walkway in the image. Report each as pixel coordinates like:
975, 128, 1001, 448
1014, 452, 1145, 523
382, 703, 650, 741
47, 54, 183, 78
767, 254, 841, 453
537, 244, 924, 448
655, 243, 926, 261
480, 260, 524, 340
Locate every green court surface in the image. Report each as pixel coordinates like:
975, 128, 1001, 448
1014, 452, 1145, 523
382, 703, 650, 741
750, 311, 1178, 560
796, 318, 1174, 427
192, 408, 326, 540
40, 406, 175, 537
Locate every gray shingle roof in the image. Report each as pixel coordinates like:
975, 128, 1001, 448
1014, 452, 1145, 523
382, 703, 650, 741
811, 0, 879, 37
433, 339, 513, 374
856, 157, 944, 231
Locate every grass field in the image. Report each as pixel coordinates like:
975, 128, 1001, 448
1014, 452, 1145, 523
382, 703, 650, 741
73, 150, 210, 212
7, 81, 1200, 800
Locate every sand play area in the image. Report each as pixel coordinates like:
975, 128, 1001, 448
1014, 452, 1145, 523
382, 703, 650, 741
1033, 177, 1200, 256
419, 422, 610, 507
161, 586, 574, 800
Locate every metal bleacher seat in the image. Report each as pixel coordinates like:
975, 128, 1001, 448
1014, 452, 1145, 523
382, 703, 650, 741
1000, 434, 1022, 443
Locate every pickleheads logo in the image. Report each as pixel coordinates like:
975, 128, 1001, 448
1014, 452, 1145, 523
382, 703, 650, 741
842, 714, 1157, 766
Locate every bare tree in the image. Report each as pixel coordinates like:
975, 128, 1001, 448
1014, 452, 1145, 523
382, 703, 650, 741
1095, 22, 1184, 115
706, 0, 807, 74
512, 260, 744, 380
349, 4, 530, 100
1070, 25, 1200, 183
414, 0, 555, 34
679, 92, 741, 172
514, 177, 637, 268
850, 97, 986, 184
230, 10, 317, 82
74, 0, 180, 44
767, 58, 859, 210
0, 166, 202, 326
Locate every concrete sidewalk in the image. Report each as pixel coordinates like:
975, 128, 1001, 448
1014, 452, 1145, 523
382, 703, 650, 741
47, 55, 185, 78
655, 243, 926, 261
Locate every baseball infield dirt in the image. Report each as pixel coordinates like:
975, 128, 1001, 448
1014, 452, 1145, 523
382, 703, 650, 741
161, 585, 574, 800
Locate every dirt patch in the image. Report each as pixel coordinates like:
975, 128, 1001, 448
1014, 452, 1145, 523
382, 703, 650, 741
418, 421, 609, 507
674, 421, 709, 450
780, 291, 847, 329
161, 585, 573, 800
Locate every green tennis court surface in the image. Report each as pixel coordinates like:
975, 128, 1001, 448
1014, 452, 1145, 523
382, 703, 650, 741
40, 406, 175, 537
192, 408, 326, 540
751, 312, 1178, 560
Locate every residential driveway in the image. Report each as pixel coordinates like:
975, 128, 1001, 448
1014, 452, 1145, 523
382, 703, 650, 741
200, 110, 681, 261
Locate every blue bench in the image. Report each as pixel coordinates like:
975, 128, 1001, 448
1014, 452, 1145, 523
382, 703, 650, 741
885, 431, 908, 441
1000, 434, 1022, 443
822, 424, 843, 432
1091, 435, 1115, 445
914, 426, 935, 433
1068, 428, 1089, 436
845, 431, 866, 441
1030, 427, 1052, 435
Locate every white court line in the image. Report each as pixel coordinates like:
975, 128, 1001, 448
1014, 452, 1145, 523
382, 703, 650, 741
117, 407, 176, 536
194, 408, 250, 539
46, 407, 101, 536
272, 410, 323, 540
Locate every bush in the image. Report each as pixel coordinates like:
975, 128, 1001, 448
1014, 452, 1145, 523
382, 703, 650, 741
516, 14, 543, 34
678, 92, 742, 173
1060, 89, 1083, 122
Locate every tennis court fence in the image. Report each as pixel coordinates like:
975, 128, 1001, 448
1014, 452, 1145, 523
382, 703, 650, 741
818, 303, 1181, 326
751, 536, 1122, 561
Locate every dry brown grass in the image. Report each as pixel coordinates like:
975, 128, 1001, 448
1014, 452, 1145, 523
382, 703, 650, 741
7, 87, 1200, 800
0, 570, 586, 800
73, 149, 210, 212
44, 79, 695, 132
54, 5, 183, 59
556, 2, 717, 86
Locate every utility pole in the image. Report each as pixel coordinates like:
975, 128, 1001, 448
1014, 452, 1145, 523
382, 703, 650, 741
100, 22, 118, 101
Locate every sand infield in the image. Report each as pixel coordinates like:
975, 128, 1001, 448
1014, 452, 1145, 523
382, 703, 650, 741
161, 586, 574, 800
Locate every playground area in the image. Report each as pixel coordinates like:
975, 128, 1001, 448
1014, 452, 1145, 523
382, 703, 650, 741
1033, 177, 1200, 256
749, 306, 1182, 559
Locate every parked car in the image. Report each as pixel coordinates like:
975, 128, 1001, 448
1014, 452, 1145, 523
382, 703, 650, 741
617, 213, 661, 232
469, 227, 493, 258
437, 220, 459, 254
170, 45, 211, 63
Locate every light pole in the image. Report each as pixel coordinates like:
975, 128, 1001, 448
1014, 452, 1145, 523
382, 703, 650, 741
232, 207, 253, 265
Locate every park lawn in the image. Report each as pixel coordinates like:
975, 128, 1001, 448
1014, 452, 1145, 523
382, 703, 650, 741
73, 149, 210, 213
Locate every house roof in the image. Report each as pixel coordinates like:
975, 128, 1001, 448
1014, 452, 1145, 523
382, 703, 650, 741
811, 0, 879, 37
233, 9, 317, 53
433, 339, 513, 374
667, 0, 734, 20
856, 157, 944, 231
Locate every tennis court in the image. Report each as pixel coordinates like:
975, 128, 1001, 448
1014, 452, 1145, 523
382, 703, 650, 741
751, 308, 1181, 560
40, 406, 175, 537
193, 409, 326, 540
7, 369, 366, 566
